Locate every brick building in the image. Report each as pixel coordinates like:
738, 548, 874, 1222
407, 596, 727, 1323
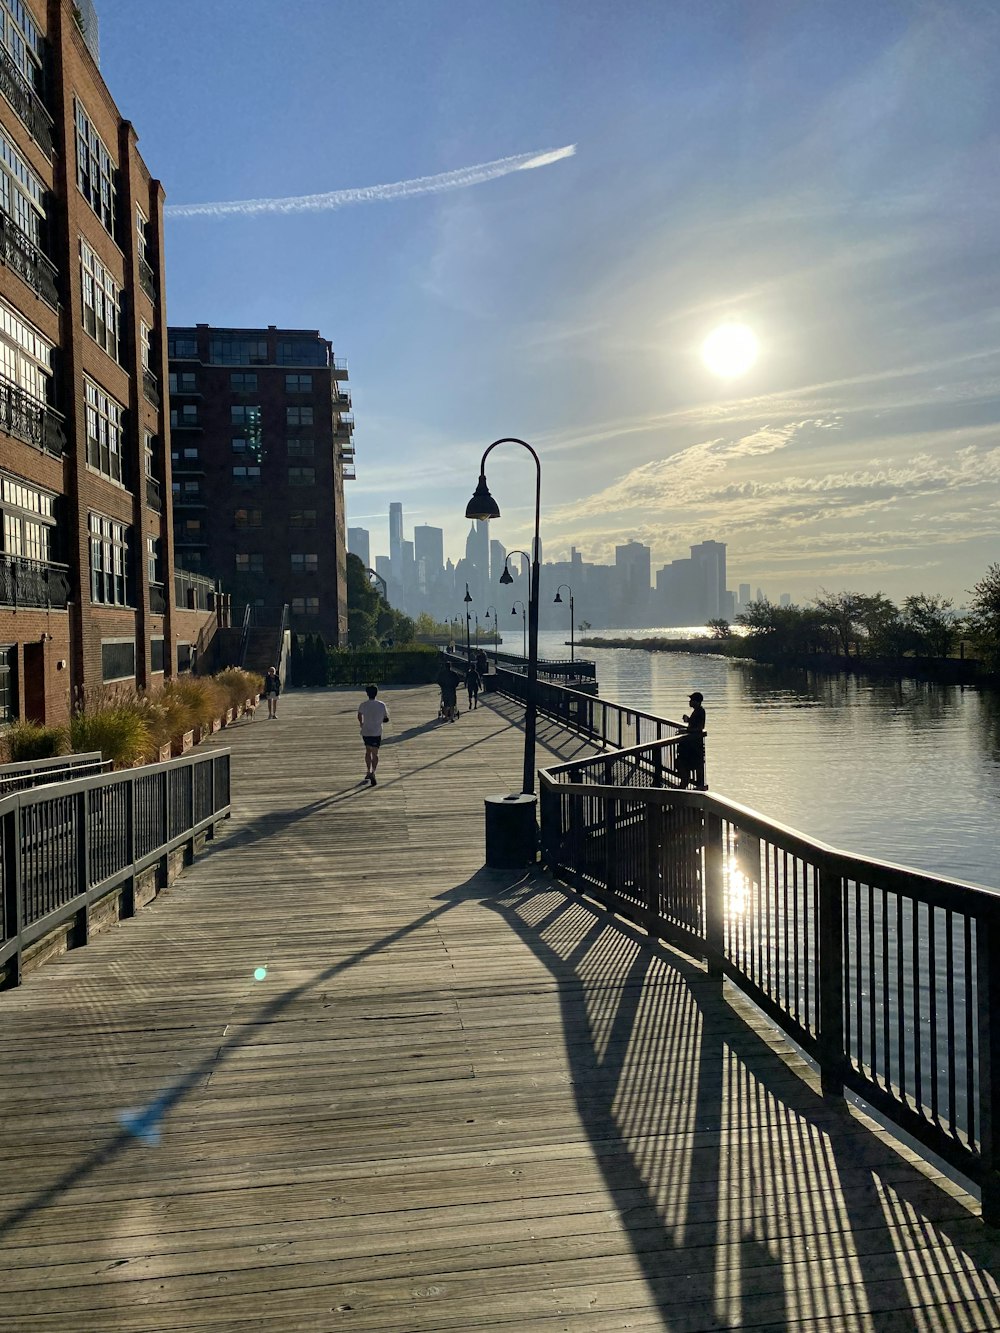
0, 0, 194, 726
167, 324, 354, 646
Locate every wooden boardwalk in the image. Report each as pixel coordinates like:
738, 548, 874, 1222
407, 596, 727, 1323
0, 686, 999, 1331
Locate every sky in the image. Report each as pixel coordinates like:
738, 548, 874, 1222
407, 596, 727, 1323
98, 0, 1000, 605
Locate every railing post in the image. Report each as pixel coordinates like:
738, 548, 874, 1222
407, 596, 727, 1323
122, 775, 137, 918
160, 767, 171, 886
977, 903, 1000, 1225
817, 859, 846, 1096
539, 778, 558, 869
644, 800, 659, 922
74, 790, 90, 947
3, 804, 23, 987
603, 760, 616, 894
704, 807, 725, 977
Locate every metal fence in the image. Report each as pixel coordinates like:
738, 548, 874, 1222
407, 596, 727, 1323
0, 752, 107, 796
0, 749, 231, 988
539, 740, 1000, 1222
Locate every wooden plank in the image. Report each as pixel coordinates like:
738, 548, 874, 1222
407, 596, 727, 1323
0, 685, 997, 1330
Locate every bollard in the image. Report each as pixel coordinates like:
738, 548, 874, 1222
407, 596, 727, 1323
484, 793, 538, 867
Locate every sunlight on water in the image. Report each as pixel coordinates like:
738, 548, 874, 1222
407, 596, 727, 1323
534, 629, 1000, 888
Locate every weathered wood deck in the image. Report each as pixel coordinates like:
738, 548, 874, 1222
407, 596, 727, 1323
0, 686, 998, 1331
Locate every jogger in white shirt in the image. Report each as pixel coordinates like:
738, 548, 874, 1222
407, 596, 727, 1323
357, 684, 390, 786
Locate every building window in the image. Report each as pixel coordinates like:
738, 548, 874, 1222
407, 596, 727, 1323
168, 334, 198, 358
150, 637, 165, 673
234, 507, 262, 529
209, 337, 268, 366
140, 320, 153, 371
232, 465, 261, 485
231, 437, 250, 455
75, 100, 118, 238
0, 0, 44, 94
101, 639, 136, 683
181, 517, 202, 538
230, 404, 261, 426
146, 534, 161, 584
286, 405, 313, 427
169, 371, 197, 394
84, 379, 126, 484
287, 438, 314, 458
235, 553, 263, 574
230, 371, 257, 391
80, 240, 121, 361
177, 642, 193, 671
291, 553, 318, 574
171, 446, 199, 462
144, 431, 156, 478
285, 373, 312, 393
89, 512, 130, 606
291, 597, 320, 617
136, 207, 149, 262
0, 125, 46, 249
170, 404, 198, 428
181, 479, 200, 499
1, 472, 56, 563
288, 467, 314, 487
289, 509, 316, 528
0, 295, 52, 403
277, 339, 327, 367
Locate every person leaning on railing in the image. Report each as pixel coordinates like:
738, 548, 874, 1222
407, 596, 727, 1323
677, 691, 707, 789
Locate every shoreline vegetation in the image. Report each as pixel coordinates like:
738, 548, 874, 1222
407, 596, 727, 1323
579, 570, 1000, 688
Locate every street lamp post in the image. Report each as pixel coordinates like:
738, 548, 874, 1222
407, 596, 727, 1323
485, 605, 498, 663
463, 583, 473, 660
366, 567, 387, 599
511, 599, 527, 658
554, 583, 575, 677
466, 439, 541, 796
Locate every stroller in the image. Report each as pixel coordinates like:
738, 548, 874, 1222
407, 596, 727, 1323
437, 668, 460, 722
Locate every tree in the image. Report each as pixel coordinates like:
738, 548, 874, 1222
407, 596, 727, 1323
900, 594, 958, 659
967, 564, 1000, 668
707, 618, 732, 639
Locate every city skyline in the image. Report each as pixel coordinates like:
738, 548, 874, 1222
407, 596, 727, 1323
96, 1, 1000, 605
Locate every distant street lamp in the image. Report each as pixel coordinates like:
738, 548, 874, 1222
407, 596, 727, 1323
366, 567, 387, 599
485, 605, 499, 663
554, 583, 575, 674
511, 600, 527, 658
466, 438, 542, 797
464, 582, 473, 659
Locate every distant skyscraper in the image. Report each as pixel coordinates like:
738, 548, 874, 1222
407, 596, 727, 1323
389, 503, 403, 579
615, 541, 652, 624
756, 587, 765, 603
375, 555, 391, 585
414, 525, 444, 589
779, 592, 791, 607
738, 583, 752, 607
690, 540, 726, 619
348, 527, 370, 568
490, 538, 507, 586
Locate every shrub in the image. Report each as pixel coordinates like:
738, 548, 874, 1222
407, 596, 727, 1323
172, 676, 226, 732
69, 704, 151, 769
1, 720, 68, 763
214, 667, 263, 711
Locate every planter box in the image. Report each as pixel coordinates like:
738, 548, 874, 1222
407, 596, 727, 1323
171, 729, 194, 757
157, 744, 171, 763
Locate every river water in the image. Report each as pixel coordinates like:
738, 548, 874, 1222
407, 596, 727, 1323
529, 628, 1000, 891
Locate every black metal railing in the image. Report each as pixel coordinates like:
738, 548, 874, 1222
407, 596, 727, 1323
0, 378, 66, 456
142, 367, 160, 407
138, 255, 156, 302
145, 475, 162, 511
174, 567, 216, 612
0, 749, 231, 987
0, 46, 54, 156
0, 553, 71, 609
0, 211, 59, 307
539, 741, 1000, 1223
488, 649, 597, 680
0, 752, 107, 796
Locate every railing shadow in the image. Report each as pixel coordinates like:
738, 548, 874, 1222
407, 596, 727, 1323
461, 871, 1000, 1327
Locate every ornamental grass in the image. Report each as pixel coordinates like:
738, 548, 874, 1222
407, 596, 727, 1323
1, 720, 68, 763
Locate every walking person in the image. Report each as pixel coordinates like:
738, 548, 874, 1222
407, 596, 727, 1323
263, 666, 281, 719
357, 684, 389, 786
676, 691, 707, 789
475, 647, 489, 679
465, 663, 482, 711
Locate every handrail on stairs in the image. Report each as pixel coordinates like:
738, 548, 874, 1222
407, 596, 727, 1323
237, 602, 252, 668
275, 603, 290, 685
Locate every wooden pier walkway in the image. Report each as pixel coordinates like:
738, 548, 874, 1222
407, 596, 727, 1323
0, 687, 998, 1331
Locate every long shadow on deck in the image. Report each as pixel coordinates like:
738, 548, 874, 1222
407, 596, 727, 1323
454, 871, 1000, 1328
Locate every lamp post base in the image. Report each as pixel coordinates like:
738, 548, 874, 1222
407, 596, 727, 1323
484, 793, 538, 867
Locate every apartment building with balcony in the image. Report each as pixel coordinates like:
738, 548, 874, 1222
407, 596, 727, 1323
0, 0, 179, 725
167, 324, 353, 647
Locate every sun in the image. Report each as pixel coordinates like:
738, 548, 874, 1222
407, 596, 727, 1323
701, 323, 759, 378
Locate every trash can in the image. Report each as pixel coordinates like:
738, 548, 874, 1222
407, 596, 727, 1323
484, 793, 538, 867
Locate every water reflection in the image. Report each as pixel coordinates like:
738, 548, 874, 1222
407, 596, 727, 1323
535, 630, 1000, 889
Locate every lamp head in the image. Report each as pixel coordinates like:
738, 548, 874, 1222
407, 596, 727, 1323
464, 584, 472, 604
465, 474, 500, 521
511, 605, 517, 616
553, 591, 562, 604
498, 565, 513, 585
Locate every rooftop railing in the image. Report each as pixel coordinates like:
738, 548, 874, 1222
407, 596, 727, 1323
0, 753, 108, 797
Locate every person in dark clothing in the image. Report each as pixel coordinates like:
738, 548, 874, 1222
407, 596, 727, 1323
263, 666, 281, 719
437, 661, 459, 721
475, 648, 489, 679
465, 664, 482, 710
676, 691, 706, 789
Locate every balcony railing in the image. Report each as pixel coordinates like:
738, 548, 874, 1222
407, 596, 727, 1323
138, 255, 157, 302
0, 47, 54, 157
142, 367, 160, 407
145, 475, 162, 512
335, 391, 351, 410
0, 554, 70, 609
0, 379, 66, 457
0, 212, 58, 308
333, 358, 348, 380
149, 583, 166, 615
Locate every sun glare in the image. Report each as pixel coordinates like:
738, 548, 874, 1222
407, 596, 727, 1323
701, 323, 759, 378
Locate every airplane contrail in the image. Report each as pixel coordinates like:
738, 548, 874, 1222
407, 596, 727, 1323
165, 144, 577, 220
